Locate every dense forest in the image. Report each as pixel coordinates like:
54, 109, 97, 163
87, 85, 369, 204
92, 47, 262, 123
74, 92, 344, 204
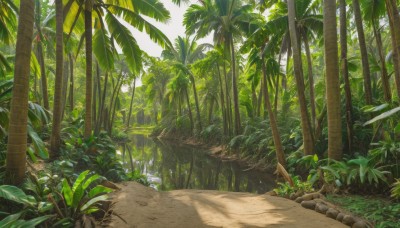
0, 0, 400, 227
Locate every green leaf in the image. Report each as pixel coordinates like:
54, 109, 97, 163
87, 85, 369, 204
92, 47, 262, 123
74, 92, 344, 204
62, 179, 73, 207
363, 107, 400, 126
18, 215, 54, 228
80, 195, 108, 212
88, 186, 113, 198
105, 12, 142, 74
93, 28, 114, 71
72, 170, 90, 192
0, 185, 36, 206
27, 124, 49, 159
0, 212, 22, 227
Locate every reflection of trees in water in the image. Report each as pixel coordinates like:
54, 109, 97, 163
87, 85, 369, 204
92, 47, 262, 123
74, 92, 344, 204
120, 135, 275, 193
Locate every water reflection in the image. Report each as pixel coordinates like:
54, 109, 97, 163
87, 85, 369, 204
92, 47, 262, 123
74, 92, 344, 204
119, 134, 275, 194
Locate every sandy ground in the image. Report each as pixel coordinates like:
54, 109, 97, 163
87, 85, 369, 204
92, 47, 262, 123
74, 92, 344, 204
109, 182, 346, 228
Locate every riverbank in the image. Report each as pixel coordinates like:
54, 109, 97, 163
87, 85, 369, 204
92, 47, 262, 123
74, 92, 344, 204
154, 134, 275, 172
109, 181, 347, 228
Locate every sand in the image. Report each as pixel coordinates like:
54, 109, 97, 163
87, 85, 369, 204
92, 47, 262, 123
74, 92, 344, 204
109, 182, 346, 228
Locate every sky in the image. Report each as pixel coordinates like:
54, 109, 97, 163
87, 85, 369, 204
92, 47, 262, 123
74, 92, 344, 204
129, 0, 213, 58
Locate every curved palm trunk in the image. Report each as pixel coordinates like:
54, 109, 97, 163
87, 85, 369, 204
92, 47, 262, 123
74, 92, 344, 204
372, 20, 391, 102
325, 0, 342, 160
95, 72, 108, 134
189, 73, 202, 131
352, 0, 373, 105
50, 0, 63, 157
230, 37, 241, 135
217, 63, 227, 135
386, 0, 400, 99
261, 54, 286, 167
223, 61, 232, 136
303, 33, 316, 130
84, 0, 93, 138
340, 0, 354, 154
6, 0, 35, 184
287, 0, 314, 155
127, 79, 136, 128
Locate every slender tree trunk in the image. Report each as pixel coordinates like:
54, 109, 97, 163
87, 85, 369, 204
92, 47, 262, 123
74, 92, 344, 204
287, 0, 315, 155
372, 20, 391, 102
340, 0, 354, 154
50, 0, 64, 157
217, 64, 227, 135
208, 98, 214, 124
325, 0, 342, 160
92, 63, 99, 127
352, 0, 373, 104
37, 43, 49, 110
262, 53, 286, 167
109, 81, 123, 136
230, 37, 241, 135
303, 33, 316, 130
61, 60, 69, 120
223, 61, 232, 136
189, 73, 202, 131
108, 75, 122, 134
84, 0, 93, 138
68, 53, 74, 111
185, 88, 194, 134
95, 72, 108, 134
127, 78, 136, 128
258, 81, 263, 117
386, 0, 400, 99
6, 0, 35, 184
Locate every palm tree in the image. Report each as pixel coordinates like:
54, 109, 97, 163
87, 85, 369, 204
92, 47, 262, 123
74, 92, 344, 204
287, 0, 314, 155
352, 0, 373, 105
325, 0, 342, 160
162, 36, 210, 131
50, 0, 63, 156
386, 0, 400, 99
184, 0, 255, 135
340, 0, 354, 153
84, 0, 93, 138
6, 0, 35, 184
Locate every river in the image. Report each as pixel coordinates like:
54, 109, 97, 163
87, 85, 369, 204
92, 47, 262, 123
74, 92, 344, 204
118, 134, 276, 194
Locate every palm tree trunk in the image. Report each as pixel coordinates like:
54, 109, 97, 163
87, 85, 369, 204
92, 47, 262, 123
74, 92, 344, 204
386, 0, 400, 99
217, 63, 227, 135
372, 19, 391, 102
6, 0, 35, 184
325, 0, 342, 161
185, 88, 194, 134
261, 53, 286, 167
189, 73, 202, 131
37, 43, 49, 110
208, 98, 214, 124
95, 72, 108, 134
127, 78, 136, 128
287, 0, 315, 155
109, 81, 123, 136
50, 0, 64, 157
68, 53, 74, 111
230, 36, 241, 135
223, 61, 232, 136
303, 32, 316, 130
352, 0, 373, 105
340, 0, 354, 154
61, 60, 69, 120
84, 0, 93, 138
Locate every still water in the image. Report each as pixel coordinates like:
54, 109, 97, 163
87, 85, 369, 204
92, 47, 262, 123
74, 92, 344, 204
118, 134, 276, 194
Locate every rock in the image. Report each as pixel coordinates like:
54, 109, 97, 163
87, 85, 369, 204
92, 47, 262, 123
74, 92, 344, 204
101, 180, 121, 190
315, 203, 329, 214
352, 220, 369, 228
302, 193, 314, 201
301, 200, 316, 210
266, 191, 277, 196
302, 192, 321, 201
336, 213, 345, 222
342, 215, 356, 226
290, 193, 297, 200
295, 197, 304, 203
326, 208, 339, 219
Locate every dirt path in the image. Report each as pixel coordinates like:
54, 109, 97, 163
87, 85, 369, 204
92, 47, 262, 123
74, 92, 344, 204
109, 182, 346, 228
